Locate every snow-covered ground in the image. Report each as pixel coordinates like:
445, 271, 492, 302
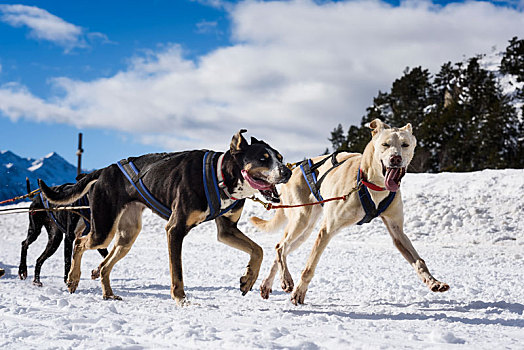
0, 169, 523, 349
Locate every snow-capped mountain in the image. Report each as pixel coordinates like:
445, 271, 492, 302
0, 150, 77, 203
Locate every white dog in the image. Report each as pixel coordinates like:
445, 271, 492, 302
251, 119, 449, 304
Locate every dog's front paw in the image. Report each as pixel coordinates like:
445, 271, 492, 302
260, 284, 272, 299
290, 283, 308, 305
176, 297, 194, 307
91, 267, 101, 280
18, 267, 27, 280
66, 279, 79, 293
103, 294, 122, 301
240, 269, 259, 296
280, 270, 294, 293
429, 280, 449, 292
32, 279, 43, 287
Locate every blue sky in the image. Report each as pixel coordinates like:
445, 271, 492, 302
0, 0, 523, 169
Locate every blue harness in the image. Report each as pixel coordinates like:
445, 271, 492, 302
117, 151, 239, 222
300, 159, 324, 203
39, 193, 91, 235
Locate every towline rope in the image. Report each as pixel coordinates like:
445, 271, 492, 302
0, 189, 41, 205
0, 206, 91, 223
248, 184, 361, 211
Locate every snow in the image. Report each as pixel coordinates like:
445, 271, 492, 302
28, 160, 44, 172
0, 169, 523, 349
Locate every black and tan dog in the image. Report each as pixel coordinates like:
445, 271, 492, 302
39, 130, 291, 305
18, 184, 108, 286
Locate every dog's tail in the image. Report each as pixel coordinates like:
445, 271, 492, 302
38, 169, 102, 205
250, 208, 287, 233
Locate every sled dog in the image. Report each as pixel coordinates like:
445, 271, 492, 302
18, 183, 108, 286
251, 119, 449, 304
40, 130, 291, 304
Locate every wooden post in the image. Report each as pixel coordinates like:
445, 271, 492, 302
26, 177, 31, 195
76, 133, 83, 176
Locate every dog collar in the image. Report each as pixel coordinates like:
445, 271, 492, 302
217, 153, 239, 200
359, 168, 386, 192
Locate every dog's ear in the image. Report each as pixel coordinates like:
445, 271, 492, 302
366, 119, 390, 136
399, 123, 412, 133
230, 129, 249, 154
251, 136, 265, 145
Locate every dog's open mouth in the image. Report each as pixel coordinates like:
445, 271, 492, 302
382, 165, 406, 192
241, 170, 281, 203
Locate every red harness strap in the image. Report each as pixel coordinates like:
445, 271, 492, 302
359, 168, 386, 192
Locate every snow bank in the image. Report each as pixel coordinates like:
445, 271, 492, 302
0, 169, 523, 349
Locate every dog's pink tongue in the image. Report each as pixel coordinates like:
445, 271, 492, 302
241, 170, 272, 190
385, 168, 401, 192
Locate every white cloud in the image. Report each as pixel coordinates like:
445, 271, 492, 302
0, 0, 523, 160
0, 4, 107, 51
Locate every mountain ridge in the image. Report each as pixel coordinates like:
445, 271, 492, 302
0, 150, 78, 203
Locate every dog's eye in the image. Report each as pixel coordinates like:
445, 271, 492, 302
382, 143, 390, 148
401, 143, 409, 148
259, 157, 267, 162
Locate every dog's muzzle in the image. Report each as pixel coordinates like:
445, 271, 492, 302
241, 169, 283, 203
382, 156, 406, 192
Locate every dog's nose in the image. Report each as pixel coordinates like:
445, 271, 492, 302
390, 155, 402, 167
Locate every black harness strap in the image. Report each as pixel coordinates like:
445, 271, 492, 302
356, 169, 396, 225
300, 151, 347, 207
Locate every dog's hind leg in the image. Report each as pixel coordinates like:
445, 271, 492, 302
66, 235, 89, 293
92, 245, 116, 280
98, 204, 144, 300
274, 207, 320, 294
90, 249, 109, 280
290, 225, 334, 305
33, 227, 63, 287
290, 212, 351, 305
381, 214, 449, 292
215, 211, 264, 298
19, 212, 46, 280
64, 228, 75, 284
260, 222, 317, 299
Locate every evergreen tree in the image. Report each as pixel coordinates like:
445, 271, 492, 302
324, 39, 524, 172
328, 124, 346, 152
501, 36, 524, 100
501, 37, 524, 82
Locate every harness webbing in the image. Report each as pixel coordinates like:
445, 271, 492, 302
117, 152, 239, 223
300, 159, 324, 203
39, 193, 91, 235
117, 160, 172, 220
40, 193, 67, 233
298, 152, 396, 223
299, 151, 347, 207
202, 151, 240, 221
356, 169, 396, 225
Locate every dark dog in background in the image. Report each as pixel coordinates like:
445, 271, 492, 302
40, 130, 291, 305
18, 183, 108, 286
